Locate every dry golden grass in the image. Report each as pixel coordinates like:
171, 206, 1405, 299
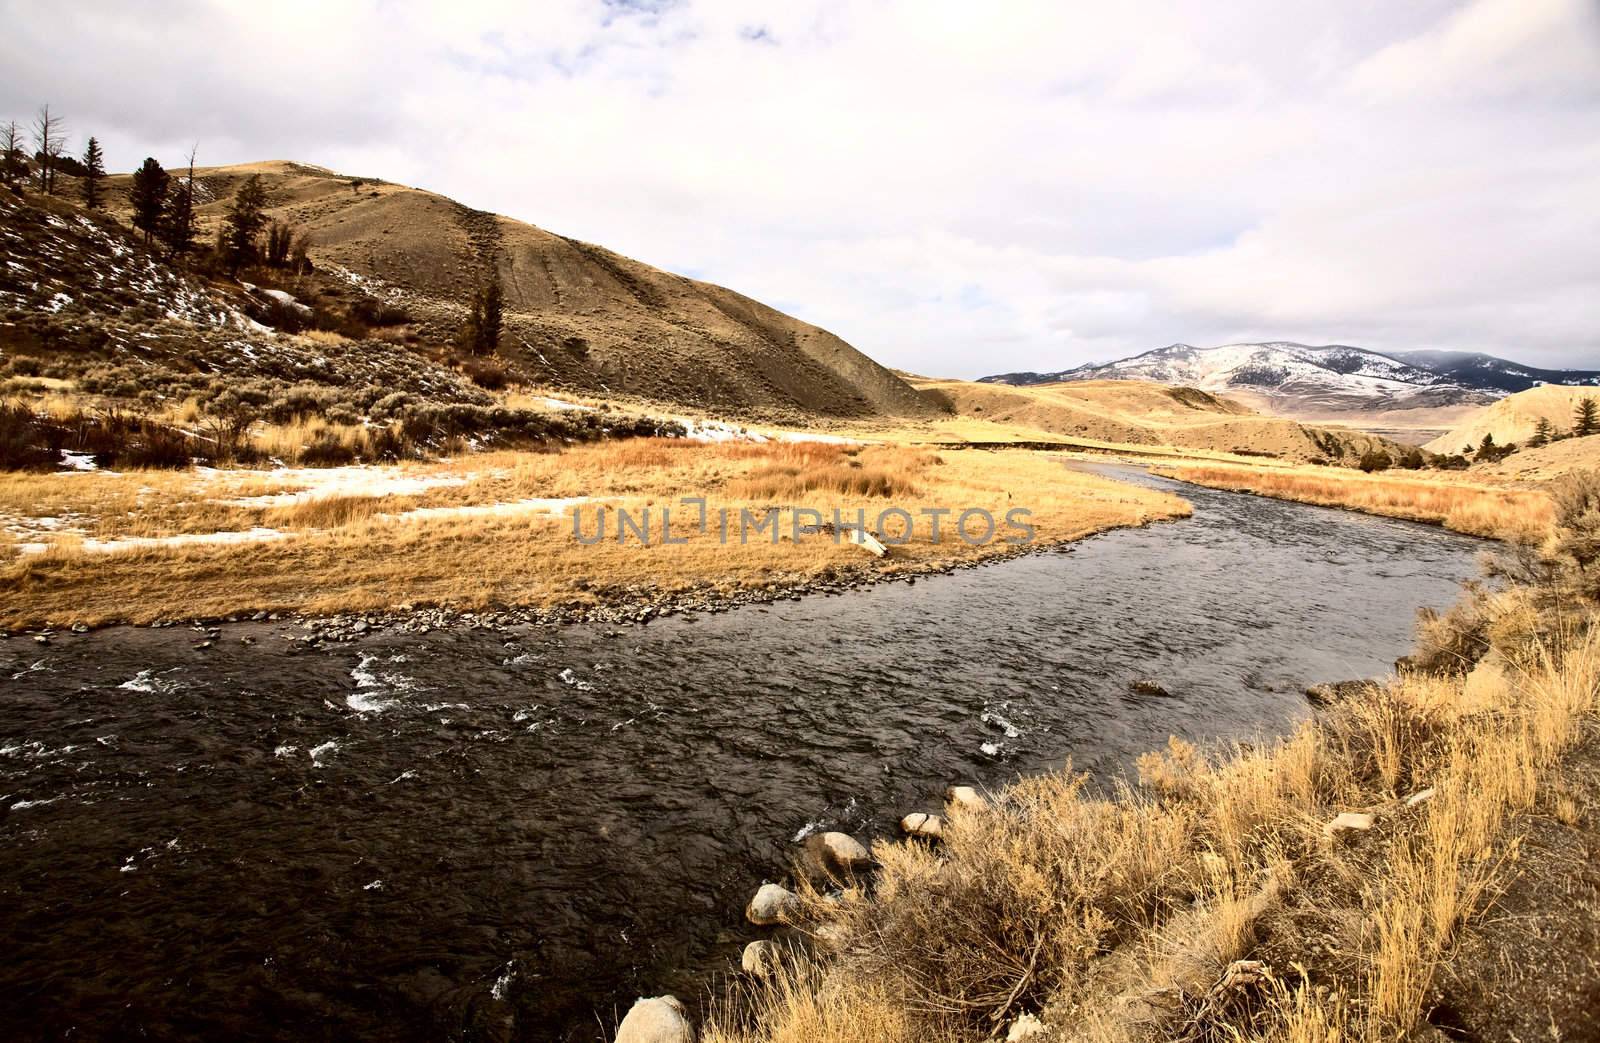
0, 440, 1187, 628
1156, 462, 1552, 540
708, 601, 1599, 1043
729, 444, 933, 500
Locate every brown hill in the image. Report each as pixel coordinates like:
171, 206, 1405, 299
1423, 384, 1600, 454
101, 161, 933, 420
904, 377, 1405, 464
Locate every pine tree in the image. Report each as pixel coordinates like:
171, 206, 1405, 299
222, 174, 268, 273
462, 268, 504, 354
80, 137, 105, 208
1530, 416, 1553, 448
1576, 398, 1599, 438
159, 146, 199, 260
1478, 433, 1495, 456
129, 157, 169, 246
479, 269, 503, 353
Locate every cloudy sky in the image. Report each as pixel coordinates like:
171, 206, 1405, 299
2, 0, 1597, 376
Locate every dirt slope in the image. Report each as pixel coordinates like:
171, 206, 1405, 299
906, 377, 1403, 463
102, 161, 932, 420
1424, 384, 1600, 454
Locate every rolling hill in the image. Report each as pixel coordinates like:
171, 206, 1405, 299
1422, 384, 1600, 455
902, 376, 1406, 464
98, 161, 933, 420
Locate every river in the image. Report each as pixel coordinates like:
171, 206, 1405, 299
0, 466, 1486, 1041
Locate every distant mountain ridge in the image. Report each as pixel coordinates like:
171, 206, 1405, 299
1383, 350, 1600, 394
978, 342, 1600, 419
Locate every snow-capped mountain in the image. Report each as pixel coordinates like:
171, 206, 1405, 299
975, 342, 1589, 417
1383, 350, 1600, 394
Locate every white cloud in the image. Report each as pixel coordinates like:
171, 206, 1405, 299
1, 0, 1597, 375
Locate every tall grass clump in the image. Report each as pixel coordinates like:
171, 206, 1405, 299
731, 444, 935, 500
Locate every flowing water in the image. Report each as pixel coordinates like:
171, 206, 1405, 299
0, 467, 1487, 1041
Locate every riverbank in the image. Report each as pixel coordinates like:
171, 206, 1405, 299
1150, 461, 1551, 540
688, 473, 1600, 1043
0, 441, 1189, 631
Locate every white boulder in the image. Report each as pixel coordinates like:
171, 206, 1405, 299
945, 785, 987, 812
614, 995, 693, 1043
900, 812, 944, 839
741, 940, 779, 977
1006, 1012, 1045, 1041
745, 882, 799, 926
1323, 811, 1376, 838
804, 831, 873, 876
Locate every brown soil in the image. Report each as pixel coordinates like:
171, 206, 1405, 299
1433, 740, 1600, 1043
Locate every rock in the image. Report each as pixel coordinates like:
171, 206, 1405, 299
740, 940, 779, 977
945, 785, 987, 812
841, 526, 887, 558
1404, 787, 1435, 807
613, 995, 693, 1043
803, 832, 872, 877
1210, 958, 1269, 995
1305, 680, 1372, 707
900, 812, 943, 839
1323, 811, 1376, 838
745, 883, 799, 926
1129, 679, 1171, 697
33, 634, 48, 645
813, 921, 850, 952
70, 622, 88, 634
1006, 1013, 1045, 1041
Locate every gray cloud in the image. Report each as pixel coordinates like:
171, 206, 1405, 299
2, 0, 1596, 376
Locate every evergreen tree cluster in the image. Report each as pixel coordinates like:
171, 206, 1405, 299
8, 101, 314, 275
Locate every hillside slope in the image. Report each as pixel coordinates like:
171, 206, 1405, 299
1474, 434, 1600, 481
905, 376, 1404, 463
1423, 384, 1600, 454
102, 161, 933, 420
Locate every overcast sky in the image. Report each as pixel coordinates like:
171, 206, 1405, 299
2, 0, 1597, 376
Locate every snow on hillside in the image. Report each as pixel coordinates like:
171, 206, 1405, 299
980, 342, 1509, 413
1062, 342, 1455, 394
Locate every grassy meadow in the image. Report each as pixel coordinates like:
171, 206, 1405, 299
0, 439, 1188, 629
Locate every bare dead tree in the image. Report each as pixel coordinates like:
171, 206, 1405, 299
31, 104, 66, 194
